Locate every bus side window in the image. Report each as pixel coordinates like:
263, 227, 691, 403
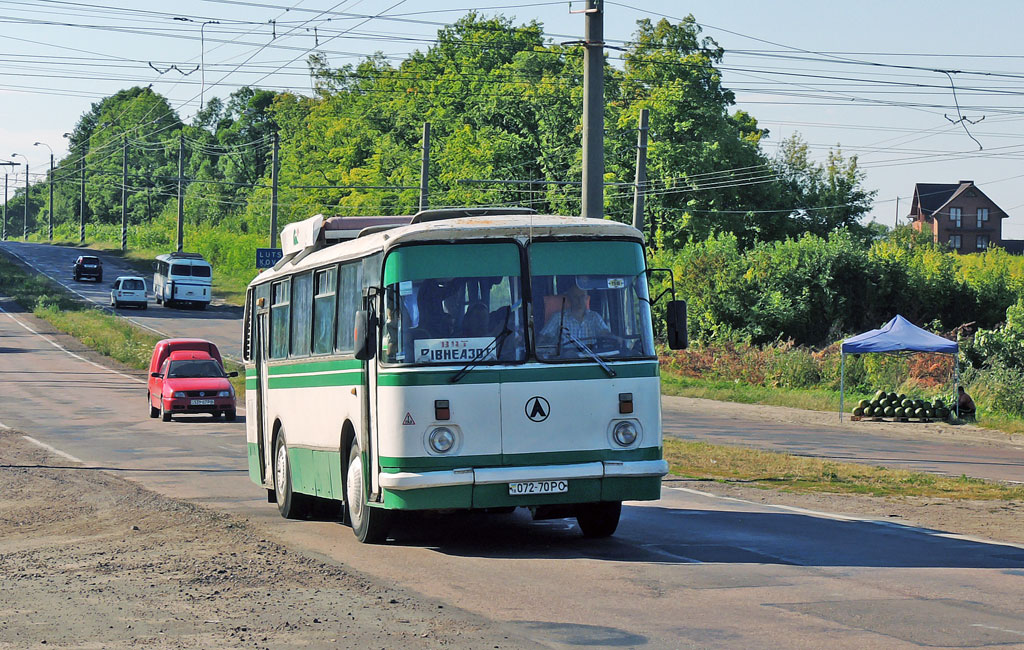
290, 272, 313, 358
336, 262, 361, 353
270, 279, 290, 359
243, 288, 253, 362
312, 267, 337, 355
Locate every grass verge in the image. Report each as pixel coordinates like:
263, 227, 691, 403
664, 438, 1024, 500
0, 253, 245, 397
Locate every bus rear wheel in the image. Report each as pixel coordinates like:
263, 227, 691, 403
274, 430, 312, 519
346, 445, 392, 544
576, 501, 622, 538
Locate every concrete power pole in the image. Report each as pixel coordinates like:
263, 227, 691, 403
580, 0, 604, 219
23, 163, 28, 239
270, 131, 279, 249
2, 173, 6, 240
47, 153, 53, 240
632, 108, 649, 233
419, 122, 430, 212
176, 134, 184, 252
79, 148, 85, 244
121, 137, 128, 251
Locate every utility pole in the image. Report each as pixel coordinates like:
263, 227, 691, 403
0, 161, 19, 240
580, 0, 604, 219
270, 131, 279, 249
894, 196, 900, 228
419, 122, 430, 212
48, 153, 53, 240
176, 133, 184, 252
23, 163, 28, 239
79, 148, 86, 244
121, 136, 128, 251
632, 108, 649, 233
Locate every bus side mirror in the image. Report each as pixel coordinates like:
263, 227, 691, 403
151, 372, 162, 378
666, 300, 688, 350
353, 310, 376, 361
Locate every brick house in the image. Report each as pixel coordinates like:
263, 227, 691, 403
907, 180, 1008, 253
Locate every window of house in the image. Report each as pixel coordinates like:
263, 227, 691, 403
949, 235, 961, 250
977, 234, 989, 250
950, 207, 962, 228
977, 208, 989, 229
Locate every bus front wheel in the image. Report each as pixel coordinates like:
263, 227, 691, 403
274, 430, 312, 519
346, 445, 392, 544
576, 501, 622, 538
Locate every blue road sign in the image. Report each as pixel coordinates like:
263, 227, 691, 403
256, 248, 283, 269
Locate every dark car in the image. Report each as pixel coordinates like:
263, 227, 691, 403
73, 255, 103, 282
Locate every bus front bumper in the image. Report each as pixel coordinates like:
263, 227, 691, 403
378, 460, 668, 510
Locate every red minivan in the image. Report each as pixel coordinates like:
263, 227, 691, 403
147, 339, 236, 421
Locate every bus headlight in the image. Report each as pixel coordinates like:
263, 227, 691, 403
612, 421, 638, 447
428, 427, 456, 454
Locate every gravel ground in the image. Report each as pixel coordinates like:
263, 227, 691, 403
0, 431, 534, 650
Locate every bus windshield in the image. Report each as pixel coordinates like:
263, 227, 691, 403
530, 240, 655, 361
382, 243, 526, 365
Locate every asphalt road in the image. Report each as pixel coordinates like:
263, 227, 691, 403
663, 400, 1024, 484
2, 241, 1024, 647
3, 240, 1023, 484
0, 240, 242, 360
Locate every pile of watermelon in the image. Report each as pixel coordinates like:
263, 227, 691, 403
852, 390, 951, 420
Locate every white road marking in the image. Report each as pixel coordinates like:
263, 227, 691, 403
970, 624, 1024, 637
665, 485, 1024, 551
22, 435, 85, 464
0, 302, 144, 384
0, 420, 9, 430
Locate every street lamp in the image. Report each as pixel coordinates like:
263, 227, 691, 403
33, 141, 54, 241
63, 132, 86, 244
10, 153, 28, 239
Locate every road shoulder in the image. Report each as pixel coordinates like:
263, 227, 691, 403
0, 430, 537, 649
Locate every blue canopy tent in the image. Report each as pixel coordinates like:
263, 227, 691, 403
840, 315, 959, 421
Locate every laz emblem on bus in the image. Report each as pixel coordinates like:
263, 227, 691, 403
525, 396, 550, 423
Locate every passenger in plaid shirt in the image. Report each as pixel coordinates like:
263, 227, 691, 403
539, 283, 611, 345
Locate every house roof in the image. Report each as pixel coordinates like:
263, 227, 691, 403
911, 183, 961, 218
909, 181, 1009, 220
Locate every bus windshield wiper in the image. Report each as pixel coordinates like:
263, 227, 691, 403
561, 327, 616, 377
450, 328, 512, 383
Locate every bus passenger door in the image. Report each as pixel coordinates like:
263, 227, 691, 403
254, 309, 271, 484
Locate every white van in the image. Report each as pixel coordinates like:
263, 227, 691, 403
153, 252, 213, 309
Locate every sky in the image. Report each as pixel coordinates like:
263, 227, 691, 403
1, 0, 1023, 235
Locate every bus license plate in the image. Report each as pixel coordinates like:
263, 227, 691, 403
508, 480, 568, 496
190, 399, 215, 406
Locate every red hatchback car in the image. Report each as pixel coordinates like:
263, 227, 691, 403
148, 350, 238, 421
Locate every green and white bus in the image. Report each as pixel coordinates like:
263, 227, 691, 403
243, 209, 687, 543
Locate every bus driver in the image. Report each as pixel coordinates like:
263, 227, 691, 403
539, 281, 612, 347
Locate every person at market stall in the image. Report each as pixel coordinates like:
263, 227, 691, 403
957, 385, 976, 418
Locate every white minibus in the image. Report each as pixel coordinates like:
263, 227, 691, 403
154, 252, 213, 309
